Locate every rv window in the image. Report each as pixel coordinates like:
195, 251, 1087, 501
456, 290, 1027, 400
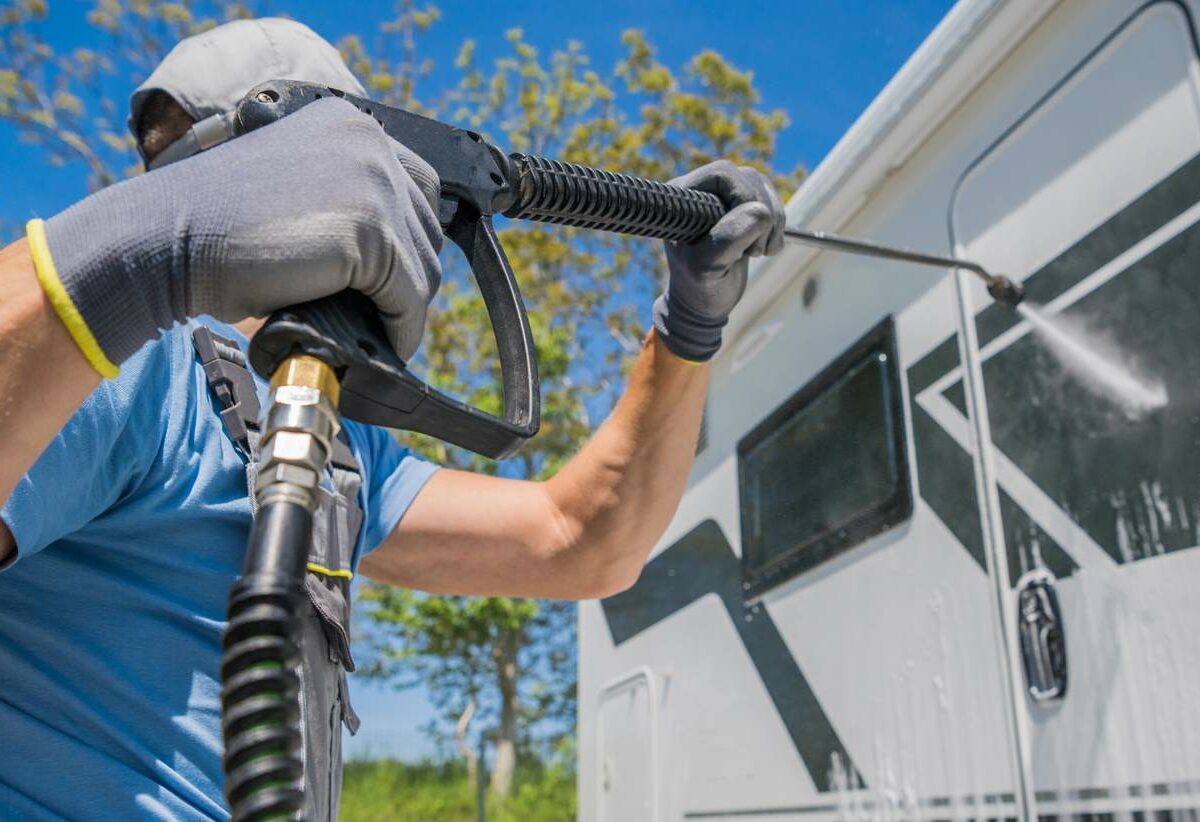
738, 317, 911, 599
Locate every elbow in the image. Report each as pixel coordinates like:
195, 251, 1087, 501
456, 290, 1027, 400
538, 482, 652, 600
558, 538, 647, 600
584, 557, 644, 600
538, 527, 647, 600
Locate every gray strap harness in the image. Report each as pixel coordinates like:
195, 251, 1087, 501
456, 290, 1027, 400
193, 326, 362, 820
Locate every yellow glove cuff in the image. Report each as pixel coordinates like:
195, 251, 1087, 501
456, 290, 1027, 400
26, 219, 119, 380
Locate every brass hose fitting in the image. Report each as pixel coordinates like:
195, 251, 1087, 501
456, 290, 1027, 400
255, 355, 341, 511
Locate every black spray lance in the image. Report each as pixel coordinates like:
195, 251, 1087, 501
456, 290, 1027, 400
219, 79, 1023, 820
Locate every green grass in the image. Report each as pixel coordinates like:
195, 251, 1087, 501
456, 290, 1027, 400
340, 760, 576, 821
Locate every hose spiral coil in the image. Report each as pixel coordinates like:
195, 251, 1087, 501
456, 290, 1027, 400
221, 577, 305, 820
505, 154, 724, 244
221, 498, 314, 821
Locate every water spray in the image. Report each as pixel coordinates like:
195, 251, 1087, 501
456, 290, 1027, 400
784, 227, 1025, 307
1015, 303, 1167, 416
779, 228, 1172, 413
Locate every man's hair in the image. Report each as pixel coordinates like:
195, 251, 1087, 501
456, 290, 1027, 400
136, 90, 195, 162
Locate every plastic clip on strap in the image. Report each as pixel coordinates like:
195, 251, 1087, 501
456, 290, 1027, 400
192, 327, 262, 462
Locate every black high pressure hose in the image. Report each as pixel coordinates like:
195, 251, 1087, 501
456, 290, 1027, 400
221, 501, 312, 819
220, 355, 340, 821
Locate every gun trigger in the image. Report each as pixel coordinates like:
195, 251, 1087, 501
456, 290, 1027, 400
438, 195, 460, 227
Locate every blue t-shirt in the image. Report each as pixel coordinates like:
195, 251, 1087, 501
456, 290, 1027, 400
0, 319, 438, 820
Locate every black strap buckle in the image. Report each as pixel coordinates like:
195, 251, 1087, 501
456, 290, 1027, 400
192, 327, 262, 461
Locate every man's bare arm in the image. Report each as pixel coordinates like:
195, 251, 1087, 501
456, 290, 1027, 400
360, 331, 708, 600
362, 160, 784, 601
0, 239, 102, 561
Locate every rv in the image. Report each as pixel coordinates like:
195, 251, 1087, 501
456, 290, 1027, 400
577, 0, 1200, 819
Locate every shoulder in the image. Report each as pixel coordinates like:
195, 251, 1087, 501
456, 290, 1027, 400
105, 320, 217, 398
90, 319, 246, 461
0, 323, 209, 560
341, 417, 439, 554
72, 326, 187, 435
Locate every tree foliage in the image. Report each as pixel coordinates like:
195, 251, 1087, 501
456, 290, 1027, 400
0, 0, 256, 188
0, 0, 802, 800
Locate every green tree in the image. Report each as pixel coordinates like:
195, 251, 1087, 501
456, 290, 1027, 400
0, 0, 802, 803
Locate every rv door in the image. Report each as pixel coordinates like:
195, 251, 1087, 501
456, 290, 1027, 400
950, 1, 1200, 815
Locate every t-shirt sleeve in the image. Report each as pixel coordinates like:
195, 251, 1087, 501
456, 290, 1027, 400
347, 423, 439, 561
1, 339, 170, 568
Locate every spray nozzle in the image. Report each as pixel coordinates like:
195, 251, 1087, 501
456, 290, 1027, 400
985, 274, 1024, 307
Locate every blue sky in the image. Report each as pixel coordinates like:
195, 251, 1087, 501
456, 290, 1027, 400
0, 0, 953, 760
0, 0, 954, 227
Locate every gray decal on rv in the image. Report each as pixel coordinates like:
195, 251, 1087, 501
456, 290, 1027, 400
909, 400, 989, 570
601, 519, 859, 792
909, 150, 1200, 579
983, 221, 1200, 565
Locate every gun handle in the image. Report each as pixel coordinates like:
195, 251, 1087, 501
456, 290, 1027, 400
248, 210, 539, 460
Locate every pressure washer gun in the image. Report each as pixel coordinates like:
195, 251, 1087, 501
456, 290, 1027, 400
219, 79, 1025, 820
219, 78, 730, 821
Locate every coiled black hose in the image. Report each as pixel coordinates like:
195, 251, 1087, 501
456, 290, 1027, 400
221, 501, 313, 821
504, 154, 725, 244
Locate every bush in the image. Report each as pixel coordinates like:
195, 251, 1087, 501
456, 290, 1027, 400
340, 760, 575, 821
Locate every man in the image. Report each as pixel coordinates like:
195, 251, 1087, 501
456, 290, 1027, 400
0, 17, 784, 821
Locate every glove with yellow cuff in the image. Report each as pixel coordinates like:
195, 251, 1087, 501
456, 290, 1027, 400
27, 97, 443, 378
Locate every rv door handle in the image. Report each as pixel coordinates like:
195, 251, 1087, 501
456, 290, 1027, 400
1016, 568, 1068, 704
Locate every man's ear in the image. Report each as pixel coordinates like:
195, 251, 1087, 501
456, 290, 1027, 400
137, 91, 196, 165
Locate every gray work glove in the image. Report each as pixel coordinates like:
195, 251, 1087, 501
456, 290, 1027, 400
652, 161, 786, 362
39, 96, 442, 369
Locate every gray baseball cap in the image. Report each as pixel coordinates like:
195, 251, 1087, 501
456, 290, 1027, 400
128, 17, 366, 138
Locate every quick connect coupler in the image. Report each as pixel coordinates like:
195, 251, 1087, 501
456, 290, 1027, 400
255, 356, 342, 511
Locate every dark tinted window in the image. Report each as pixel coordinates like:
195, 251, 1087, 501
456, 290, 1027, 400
738, 317, 911, 598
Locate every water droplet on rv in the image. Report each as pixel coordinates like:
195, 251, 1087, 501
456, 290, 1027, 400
1016, 303, 1167, 417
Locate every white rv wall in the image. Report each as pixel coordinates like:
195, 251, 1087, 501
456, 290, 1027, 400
579, 1, 1200, 818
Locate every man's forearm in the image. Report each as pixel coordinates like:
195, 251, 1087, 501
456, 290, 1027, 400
542, 330, 709, 593
363, 328, 710, 599
0, 239, 100, 508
